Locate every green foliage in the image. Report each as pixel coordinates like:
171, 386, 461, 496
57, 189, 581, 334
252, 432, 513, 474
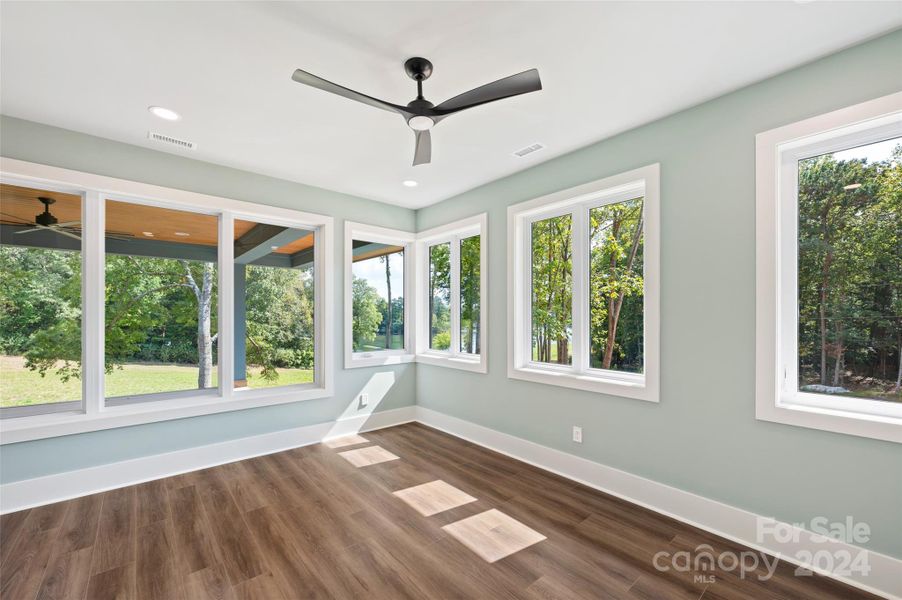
460, 235, 481, 353
0, 247, 82, 381
352, 275, 382, 350
589, 198, 644, 372
431, 331, 451, 351
245, 264, 314, 382
531, 214, 573, 363
429, 243, 451, 348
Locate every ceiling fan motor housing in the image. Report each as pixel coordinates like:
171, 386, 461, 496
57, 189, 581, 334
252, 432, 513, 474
36, 197, 58, 226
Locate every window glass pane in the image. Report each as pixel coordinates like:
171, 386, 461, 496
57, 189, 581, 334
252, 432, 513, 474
589, 198, 644, 373
104, 199, 218, 400
531, 214, 572, 364
235, 219, 315, 390
460, 234, 481, 354
352, 240, 404, 352
429, 243, 451, 350
797, 136, 901, 402
0, 185, 82, 409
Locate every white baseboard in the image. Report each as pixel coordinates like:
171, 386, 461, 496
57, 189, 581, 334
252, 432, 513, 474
0, 405, 416, 514
414, 407, 900, 600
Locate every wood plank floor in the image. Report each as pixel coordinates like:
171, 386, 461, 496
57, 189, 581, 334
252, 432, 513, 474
0, 423, 879, 600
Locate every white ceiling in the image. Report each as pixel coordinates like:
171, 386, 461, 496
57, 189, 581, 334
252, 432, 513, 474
1, 2, 900, 209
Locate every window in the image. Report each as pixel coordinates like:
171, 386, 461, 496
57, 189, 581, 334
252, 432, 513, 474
756, 92, 902, 443
104, 199, 220, 405
416, 214, 487, 372
508, 166, 659, 401
345, 222, 414, 368
0, 184, 84, 417
234, 218, 316, 391
0, 160, 333, 443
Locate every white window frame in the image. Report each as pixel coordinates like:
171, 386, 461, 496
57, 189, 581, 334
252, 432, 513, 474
415, 213, 488, 373
0, 157, 334, 444
755, 92, 902, 443
344, 221, 415, 369
507, 164, 660, 402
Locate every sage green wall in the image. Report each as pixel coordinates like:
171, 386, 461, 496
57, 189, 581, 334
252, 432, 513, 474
415, 31, 902, 558
0, 115, 417, 482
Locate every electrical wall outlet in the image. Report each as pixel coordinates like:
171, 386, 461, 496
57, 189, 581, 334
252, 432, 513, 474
572, 426, 583, 443
359, 393, 369, 408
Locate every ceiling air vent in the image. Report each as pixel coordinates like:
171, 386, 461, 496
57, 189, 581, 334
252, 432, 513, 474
148, 131, 197, 151
513, 143, 544, 158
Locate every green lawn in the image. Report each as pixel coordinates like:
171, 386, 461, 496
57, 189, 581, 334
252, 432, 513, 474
355, 333, 405, 352
0, 356, 312, 407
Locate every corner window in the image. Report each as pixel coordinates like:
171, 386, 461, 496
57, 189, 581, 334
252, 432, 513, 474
508, 166, 659, 401
0, 162, 333, 443
756, 92, 902, 442
345, 222, 414, 368
416, 214, 487, 373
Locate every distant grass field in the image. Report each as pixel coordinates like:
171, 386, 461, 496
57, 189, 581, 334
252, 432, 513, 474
0, 356, 313, 407
355, 333, 405, 352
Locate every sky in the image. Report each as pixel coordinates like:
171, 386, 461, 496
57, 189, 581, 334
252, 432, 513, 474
353, 251, 404, 300
832, 136, 899, 163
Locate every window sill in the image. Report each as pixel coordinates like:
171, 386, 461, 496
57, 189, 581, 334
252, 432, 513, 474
0, 384, 332, 444
416, 352, 486, 373
508, 365, 657, 402
345, 353, 415, 370
756, 395, 902, 444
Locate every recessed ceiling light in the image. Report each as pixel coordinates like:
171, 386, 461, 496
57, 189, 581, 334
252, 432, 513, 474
843, 183, 862, 190
270, 245, 280, 250
402, 180, 418, 187
148, 106, 180, 121
142, 231, 154, 237
174, 231, 190, 237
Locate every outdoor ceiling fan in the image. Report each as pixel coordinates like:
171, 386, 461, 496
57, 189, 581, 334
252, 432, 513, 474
291, 57, 542, 166
2, 197, 133, 241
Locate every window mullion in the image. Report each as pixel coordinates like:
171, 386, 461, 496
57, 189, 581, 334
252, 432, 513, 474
83, 190, 104, 414
219, 211, 234, 401
571, 207, 589, 373
450, 236, 461, 356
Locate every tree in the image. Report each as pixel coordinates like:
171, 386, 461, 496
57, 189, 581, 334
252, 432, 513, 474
589, 199, 644, 371
531, 214, 572, 363
429, 243, 451, 349
460, 235, 481, 353
797, 142, 901, 398
352, 275, 381, 350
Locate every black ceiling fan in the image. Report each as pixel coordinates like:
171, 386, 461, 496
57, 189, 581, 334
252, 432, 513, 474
1, 197, 134, 241
291, 57, 542, 166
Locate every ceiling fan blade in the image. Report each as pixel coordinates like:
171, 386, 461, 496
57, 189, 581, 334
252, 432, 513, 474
291, 69, 412, 118
413, 130, 431, 166
52, 228, 83, 241
55, 220, 81, 228
434, 69, 542, 115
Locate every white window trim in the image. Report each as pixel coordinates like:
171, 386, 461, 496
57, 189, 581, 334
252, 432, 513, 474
344, 221, 415, 369
755, 92, 902, 444
0, 157, 334, 444
415, 213, 488, 374
507, 164, 660, 402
